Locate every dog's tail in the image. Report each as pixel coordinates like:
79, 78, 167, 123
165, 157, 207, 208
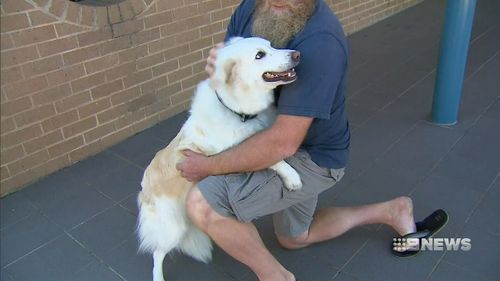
136, 192, 186, 255
178, 223, 213, 263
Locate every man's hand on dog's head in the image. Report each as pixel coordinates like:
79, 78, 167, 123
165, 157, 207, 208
176, 149, 213, 182
205, 42, 224, 81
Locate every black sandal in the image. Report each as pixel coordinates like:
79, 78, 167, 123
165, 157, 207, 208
391, 209, 449, 257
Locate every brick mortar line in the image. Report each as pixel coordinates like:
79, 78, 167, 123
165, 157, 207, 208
0, 31, 211, 81
22, 0, 156, 29
0, 24, 92, 48
2, 63, 191, 137
3, 87, 194, 173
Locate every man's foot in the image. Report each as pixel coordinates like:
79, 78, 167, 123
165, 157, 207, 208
284, 271, 296, 281
260, 268, 295, 281
387, 196, 416, 236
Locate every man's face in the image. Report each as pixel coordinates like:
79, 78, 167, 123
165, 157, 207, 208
262, 0, 305, 15
252, 0, 315, 48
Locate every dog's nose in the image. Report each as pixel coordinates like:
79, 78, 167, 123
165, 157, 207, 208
291, 51, 300, 62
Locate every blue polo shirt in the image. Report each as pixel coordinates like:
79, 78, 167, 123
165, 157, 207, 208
225, 0, 350, 169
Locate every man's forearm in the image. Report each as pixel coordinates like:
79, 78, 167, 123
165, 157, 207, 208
208, 127, 293, 175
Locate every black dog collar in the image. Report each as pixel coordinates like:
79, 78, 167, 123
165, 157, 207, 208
214, 90, 257, 122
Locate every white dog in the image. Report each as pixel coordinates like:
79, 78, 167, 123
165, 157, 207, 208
137, 37, 301, 281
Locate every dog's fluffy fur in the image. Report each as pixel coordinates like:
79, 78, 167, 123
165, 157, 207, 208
137, 37, 301, 281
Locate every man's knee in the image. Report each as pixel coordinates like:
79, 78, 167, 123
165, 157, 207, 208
186, 187, 214, 231
276, 232, 310, 250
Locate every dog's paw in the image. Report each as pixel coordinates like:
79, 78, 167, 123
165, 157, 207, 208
282, 173, 302, 191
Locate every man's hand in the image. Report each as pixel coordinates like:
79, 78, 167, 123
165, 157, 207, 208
205, 42, 224, 81
176, 150, 213, 182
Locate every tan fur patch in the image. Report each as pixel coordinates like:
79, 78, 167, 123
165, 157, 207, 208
140, 131, 197, 201
224, 60, 237, 85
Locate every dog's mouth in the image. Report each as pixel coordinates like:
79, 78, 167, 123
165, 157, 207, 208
263, 68, 297, 82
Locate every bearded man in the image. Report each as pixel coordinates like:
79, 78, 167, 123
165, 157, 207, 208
176, 1, 420, 280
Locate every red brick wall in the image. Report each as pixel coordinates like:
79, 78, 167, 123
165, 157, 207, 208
0, 0, 422, 196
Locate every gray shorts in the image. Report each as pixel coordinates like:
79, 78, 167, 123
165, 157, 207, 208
197, 150, 345, 237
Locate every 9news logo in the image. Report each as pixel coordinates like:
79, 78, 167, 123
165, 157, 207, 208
393, 237, 472, 252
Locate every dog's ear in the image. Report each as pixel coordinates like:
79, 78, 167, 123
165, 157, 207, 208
210, 59, 238, 89
224, 60, 238, 86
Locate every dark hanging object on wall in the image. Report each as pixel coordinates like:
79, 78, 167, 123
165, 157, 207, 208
67, 0, 126, 6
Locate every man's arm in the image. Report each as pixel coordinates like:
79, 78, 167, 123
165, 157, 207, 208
177, 115, 312, 181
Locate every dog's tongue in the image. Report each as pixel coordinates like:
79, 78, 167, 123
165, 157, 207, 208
263, 68, 297, 82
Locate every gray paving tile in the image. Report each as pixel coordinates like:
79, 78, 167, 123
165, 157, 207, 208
316, 174, 353, 208
345, 102, 378, 127
464, 22, 500, 78
69, 205, 137, 258
110, 133, 166, 168
92, 164, 143, 202
460, 178, 500, 237
409, 174, 483, 238
347, 87, 398, 112
19, 173, 114, 230
447, 181, 499, 272
65, 152, 128, 184
430, 147, 499, 193
142, 111, 188, 142
0, 191, 37, 230
380, 73, 435, 122
3, 235, 97, 281
331, 271, 362, 281
99, 238, 236, 281
345, 63, 381, 97
447, 134, 500, 182
342, 122, 464, 206
347, 111, 419, 176
0, 270, 15, 281
442, 198, 500, 281
118, 193, 139, 216
374, 121, 463, 182
483, 96, 500, 119
99, 239, 151, 281
428, 260, 490, 281
404, 43, 440, 73
333, 166, 413, 208
466, 115, 500, 141
349, 63, 434, 111
71, 261, 124, 281
341, 231, 440, 281
162, 252, 237, 281
463, 48, 500, 96
1, 212, 62, 268
455, 55, 500, 131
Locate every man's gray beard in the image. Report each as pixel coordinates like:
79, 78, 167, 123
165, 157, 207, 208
251, 1, 314, 48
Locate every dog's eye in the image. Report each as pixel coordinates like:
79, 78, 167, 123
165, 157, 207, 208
255, 51, 266, 60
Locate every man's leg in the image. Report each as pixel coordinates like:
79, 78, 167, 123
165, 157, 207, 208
277, 196, 416, 249
186, 187, 295, 281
